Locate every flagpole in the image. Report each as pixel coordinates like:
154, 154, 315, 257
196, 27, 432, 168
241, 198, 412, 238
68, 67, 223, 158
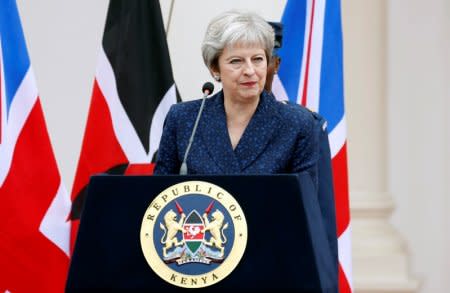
165, 0, 175, 36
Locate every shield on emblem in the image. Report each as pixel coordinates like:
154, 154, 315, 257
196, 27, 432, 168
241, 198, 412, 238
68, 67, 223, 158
183, 210, 204, 255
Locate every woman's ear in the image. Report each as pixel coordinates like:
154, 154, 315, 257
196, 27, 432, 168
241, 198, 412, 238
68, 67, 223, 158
210, 66, 221, 82
212, 74, 221, 82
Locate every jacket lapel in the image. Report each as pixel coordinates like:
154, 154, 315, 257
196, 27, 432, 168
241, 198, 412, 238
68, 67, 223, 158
234, 92, 281, 171
198, 92, 241, 173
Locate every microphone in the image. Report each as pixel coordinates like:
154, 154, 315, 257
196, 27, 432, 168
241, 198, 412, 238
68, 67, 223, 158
179, 82, 215, 175
202, 82, 214, 96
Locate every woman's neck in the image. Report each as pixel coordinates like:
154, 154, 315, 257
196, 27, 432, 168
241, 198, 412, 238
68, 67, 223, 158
223, 95, 260, 149
223, 95, 259, 124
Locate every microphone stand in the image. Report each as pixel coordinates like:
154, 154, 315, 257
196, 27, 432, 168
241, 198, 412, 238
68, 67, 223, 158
179, 88, 211, 175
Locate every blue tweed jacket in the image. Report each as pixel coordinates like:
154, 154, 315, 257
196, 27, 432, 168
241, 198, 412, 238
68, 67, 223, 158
154, 91, 338, 278
154, 90, 319, 187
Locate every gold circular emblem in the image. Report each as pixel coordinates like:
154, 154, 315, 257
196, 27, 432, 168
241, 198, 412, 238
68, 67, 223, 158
140, 181, 248, 288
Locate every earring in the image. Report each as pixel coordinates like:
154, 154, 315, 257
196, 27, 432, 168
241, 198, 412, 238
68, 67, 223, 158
213, 74, 221, 82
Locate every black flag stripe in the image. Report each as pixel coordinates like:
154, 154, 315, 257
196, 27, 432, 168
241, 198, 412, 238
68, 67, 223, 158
103, 0, 178, 154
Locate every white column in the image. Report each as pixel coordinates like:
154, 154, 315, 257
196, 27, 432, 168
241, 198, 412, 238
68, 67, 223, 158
342, 0, 418, 292
387, 0, 450, 292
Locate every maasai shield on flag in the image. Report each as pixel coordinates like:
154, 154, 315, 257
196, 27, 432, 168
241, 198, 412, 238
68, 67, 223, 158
70, 0, 179, 249
183, 210, 205, 255
272, 0, 352, 292
0, 0, 71, 292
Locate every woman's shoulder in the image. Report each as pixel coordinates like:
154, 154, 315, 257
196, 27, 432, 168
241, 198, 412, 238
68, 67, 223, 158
168, 92, 222, 119
270, 97, 316, 130
169, 98, 203, 114
165, 98, 204, 124
170, 91, 221, 112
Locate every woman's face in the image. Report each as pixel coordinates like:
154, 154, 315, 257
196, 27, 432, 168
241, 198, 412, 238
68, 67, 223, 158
215, 44, 267, 103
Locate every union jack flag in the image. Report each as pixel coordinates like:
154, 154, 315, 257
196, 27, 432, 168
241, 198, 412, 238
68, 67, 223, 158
272, 0, 352, 291
0, 1, 70, 292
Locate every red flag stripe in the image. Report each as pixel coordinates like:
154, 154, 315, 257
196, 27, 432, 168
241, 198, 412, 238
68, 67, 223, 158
70, 79, 128, 200
332, 142, 350, 235
300, 0, 316, 107
339, 263, 352, 293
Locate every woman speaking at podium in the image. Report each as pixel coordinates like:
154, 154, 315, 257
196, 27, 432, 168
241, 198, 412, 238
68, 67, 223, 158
154, 10, 319, 189
153, 11, 338, 289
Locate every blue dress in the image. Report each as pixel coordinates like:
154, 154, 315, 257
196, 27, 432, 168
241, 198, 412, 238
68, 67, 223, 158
154, 90, 319, 187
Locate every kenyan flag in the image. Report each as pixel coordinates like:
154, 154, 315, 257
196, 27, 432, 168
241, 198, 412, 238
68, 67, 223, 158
70, 0, 179, 252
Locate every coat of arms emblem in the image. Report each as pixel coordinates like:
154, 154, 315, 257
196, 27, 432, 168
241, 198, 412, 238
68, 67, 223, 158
140, 181, 247, 289
159, 201, 229, 264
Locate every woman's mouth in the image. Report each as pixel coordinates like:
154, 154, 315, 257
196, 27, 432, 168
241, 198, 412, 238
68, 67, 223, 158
241, 81, 257, 87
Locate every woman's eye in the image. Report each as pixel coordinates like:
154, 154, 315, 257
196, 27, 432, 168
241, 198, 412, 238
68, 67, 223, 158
230, 59, 242, 64
253, 56, 265, 63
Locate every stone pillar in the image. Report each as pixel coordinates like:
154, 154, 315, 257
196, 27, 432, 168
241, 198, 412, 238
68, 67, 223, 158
387, 0, 450, 292
341, 0, 418, 292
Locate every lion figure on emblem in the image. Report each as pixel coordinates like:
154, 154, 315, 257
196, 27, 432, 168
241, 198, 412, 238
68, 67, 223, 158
201, 210, 229, 257
160, 209, 186, 257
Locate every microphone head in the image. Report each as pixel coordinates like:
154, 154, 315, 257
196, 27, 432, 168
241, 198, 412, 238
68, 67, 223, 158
202, 82, 214, 95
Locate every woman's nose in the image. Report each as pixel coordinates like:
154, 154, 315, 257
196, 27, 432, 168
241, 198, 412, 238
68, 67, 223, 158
242, 60, 256, 75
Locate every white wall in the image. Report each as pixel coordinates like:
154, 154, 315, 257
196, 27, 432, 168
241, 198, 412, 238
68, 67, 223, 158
387, 0, 450, 292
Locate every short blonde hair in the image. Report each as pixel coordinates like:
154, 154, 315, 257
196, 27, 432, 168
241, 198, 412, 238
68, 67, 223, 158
201, 10, 275, 70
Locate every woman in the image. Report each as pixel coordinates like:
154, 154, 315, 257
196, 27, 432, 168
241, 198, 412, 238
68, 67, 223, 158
154, 10, 319, 187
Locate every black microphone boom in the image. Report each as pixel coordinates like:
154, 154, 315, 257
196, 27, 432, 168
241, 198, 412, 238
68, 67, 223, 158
179, 82, 215, 175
